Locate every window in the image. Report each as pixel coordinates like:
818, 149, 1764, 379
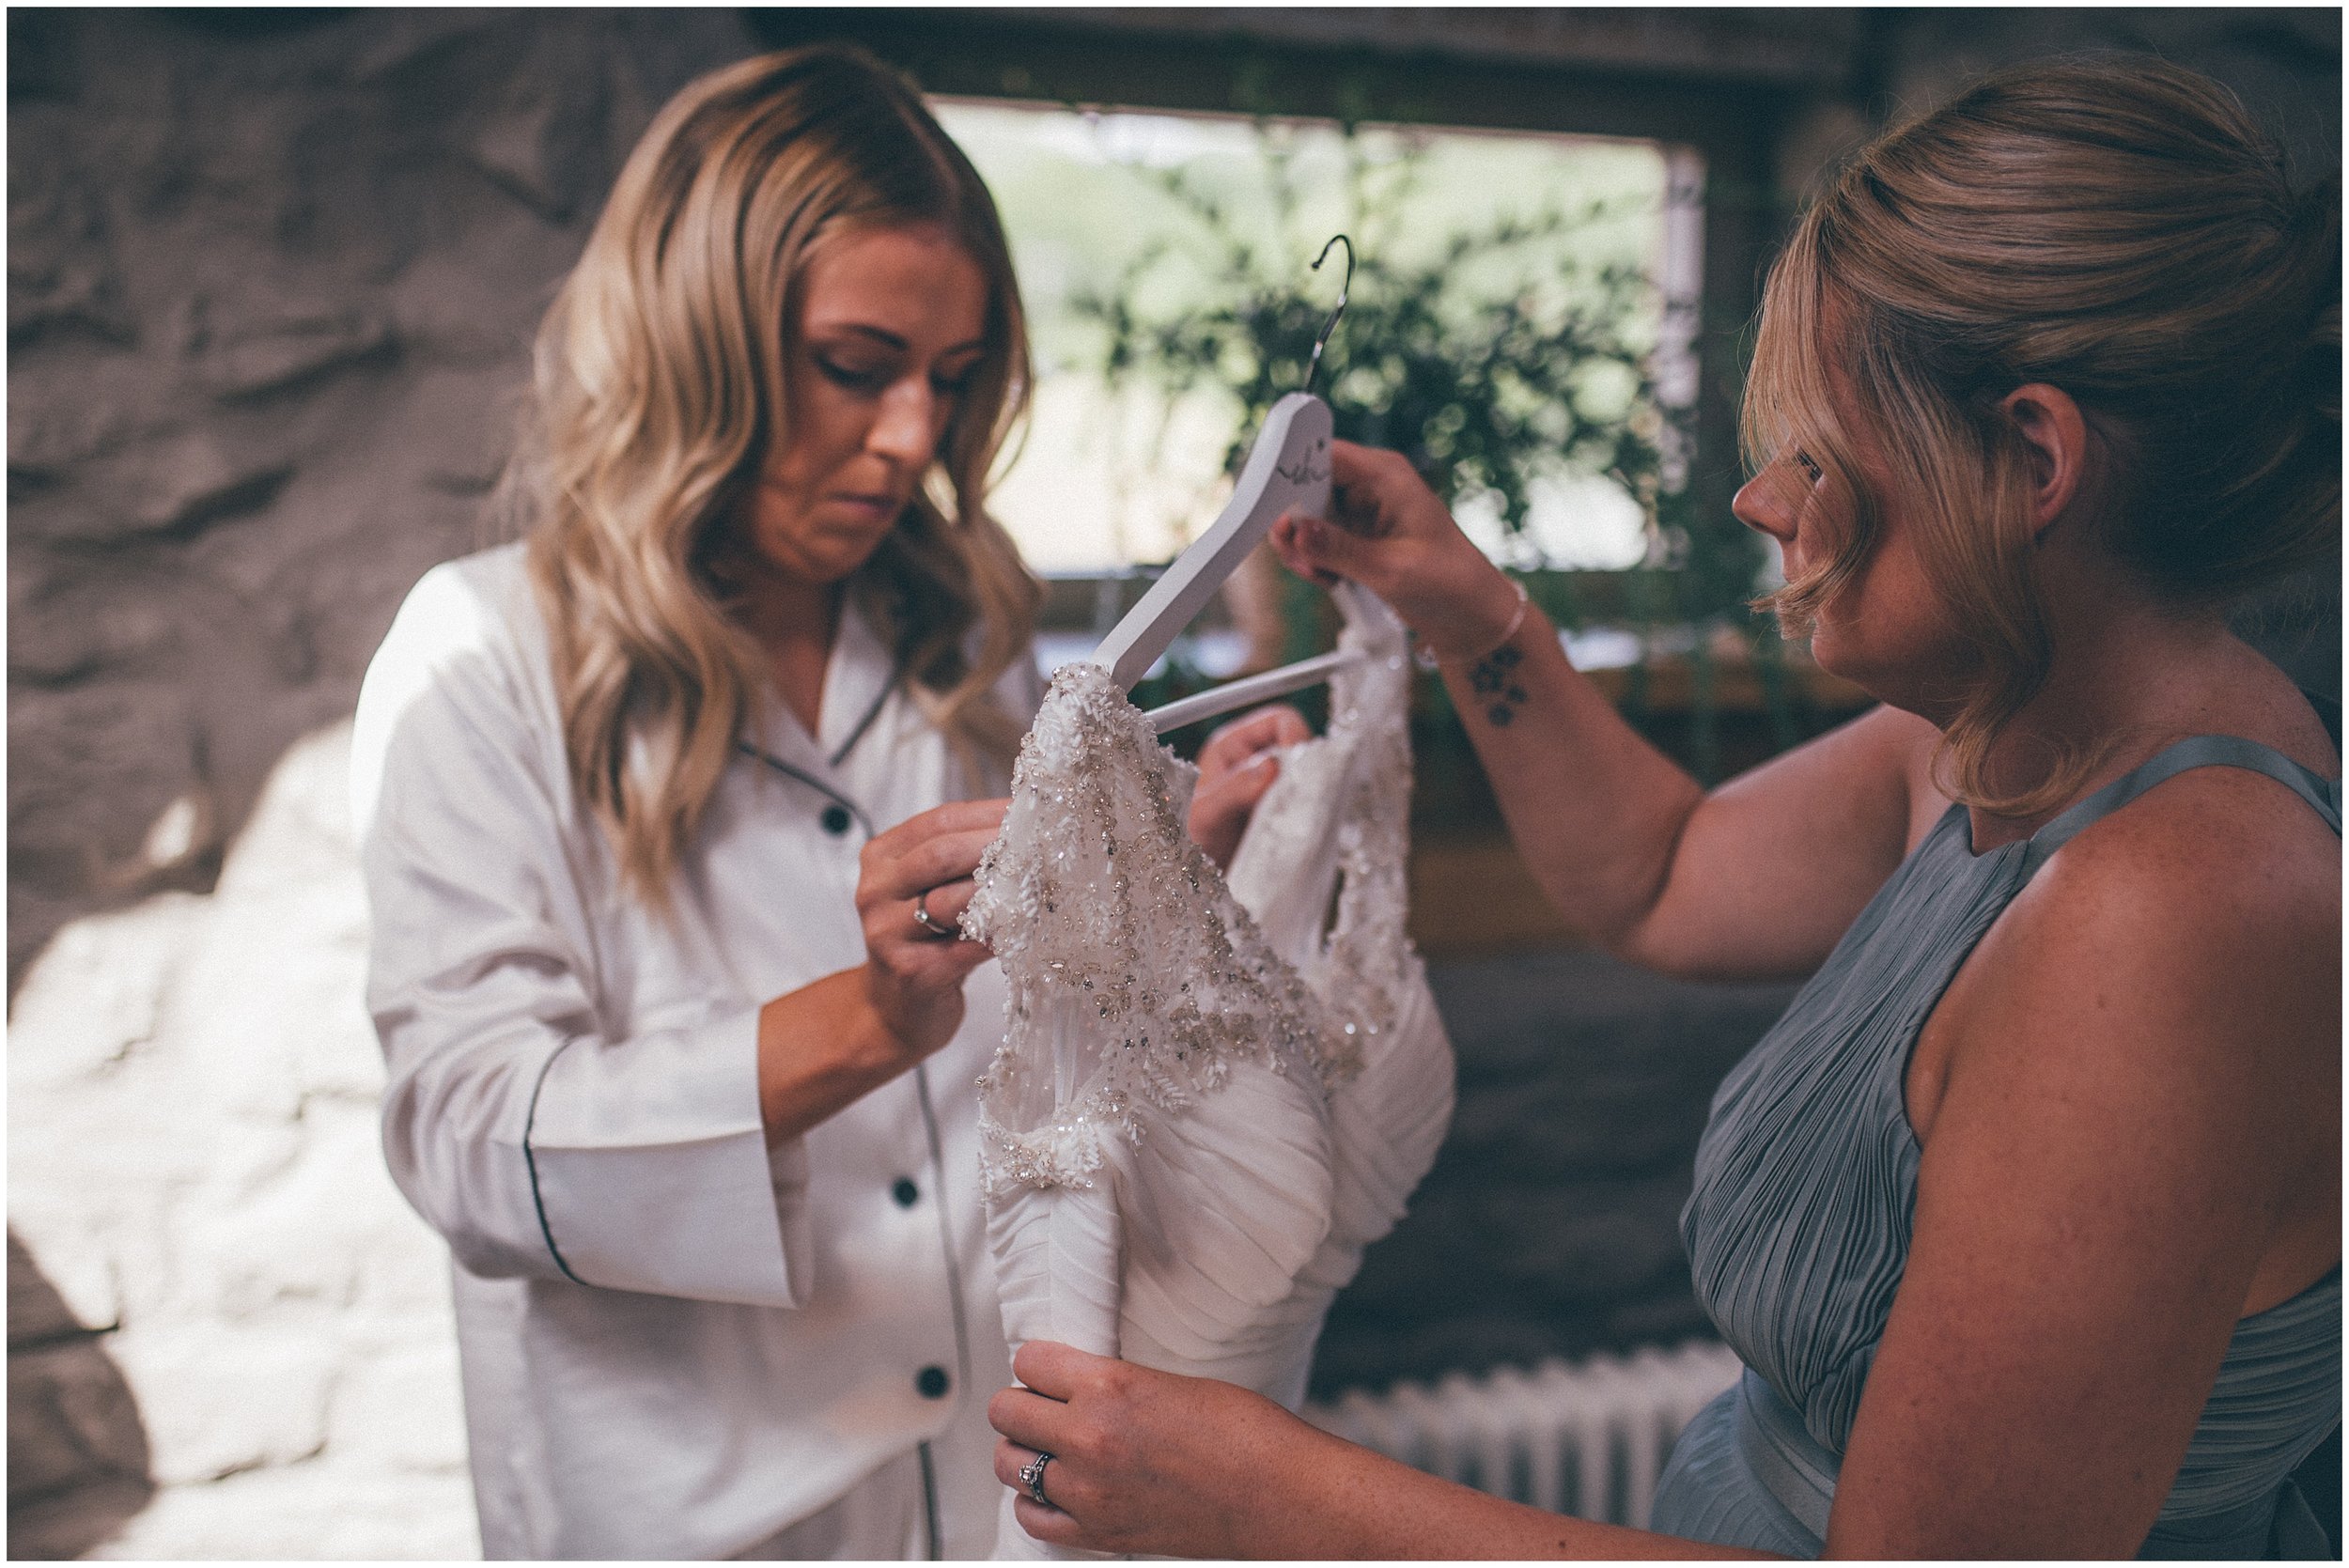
938, 101, 1701, 586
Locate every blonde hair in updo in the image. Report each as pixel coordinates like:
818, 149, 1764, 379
506, 45, 1039, 908
1748, 56, 2341, 815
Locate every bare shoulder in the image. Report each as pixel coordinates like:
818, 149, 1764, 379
1922, 753, 2339, 1216
2040, 758, 2339, 942
1844, 741, 2339, 1558
1983, 648, 2335, 973
1987, 755, 2334, 1038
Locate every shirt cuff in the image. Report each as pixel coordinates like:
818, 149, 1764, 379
523, 1005, 810, 1307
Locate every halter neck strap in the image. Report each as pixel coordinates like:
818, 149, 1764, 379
2022, 735, 2342, 875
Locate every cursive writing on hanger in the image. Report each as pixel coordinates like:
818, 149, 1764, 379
1093, 237, 1355, 710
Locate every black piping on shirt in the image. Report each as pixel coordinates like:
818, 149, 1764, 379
912, 1061, 972, 1559
916, 1439, 942, 1560
735, 743, 875, 839
828, 669, 898, 769
732, 654, 902, 836
521, 1035, 586, 1284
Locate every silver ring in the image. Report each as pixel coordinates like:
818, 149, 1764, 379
1018, 1450, 1053, 1508
911, 891, 956, 939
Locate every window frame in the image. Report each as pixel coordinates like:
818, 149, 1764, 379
749, 7, 1792, 595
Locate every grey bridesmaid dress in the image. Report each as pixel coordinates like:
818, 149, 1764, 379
1654, 735, 2342, 1559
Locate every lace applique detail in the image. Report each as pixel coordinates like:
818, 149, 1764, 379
1228, 583, 1417, 1085
966, 585, 1428, 1202
965, 660, 1334, 1197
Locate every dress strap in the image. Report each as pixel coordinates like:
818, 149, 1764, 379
2024, 735, 2342, 875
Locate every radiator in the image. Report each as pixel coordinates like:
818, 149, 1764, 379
1300, 1340, 1745, 1529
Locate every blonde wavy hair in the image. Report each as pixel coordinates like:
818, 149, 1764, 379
1749, 57, 2341, 815
504, 45, 1040, 907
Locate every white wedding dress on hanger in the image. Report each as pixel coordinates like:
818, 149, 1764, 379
964, 583, 1455, 1560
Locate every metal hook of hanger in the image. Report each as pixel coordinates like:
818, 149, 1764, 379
1301, 233, 1353, 397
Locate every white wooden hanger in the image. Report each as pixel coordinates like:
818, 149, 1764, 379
1081, 237, 1368, 735
1137, 644, 1355, 734
1094, 388, 1333, 691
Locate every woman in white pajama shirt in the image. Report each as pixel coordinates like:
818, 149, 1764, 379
350, 46, 1295, 1560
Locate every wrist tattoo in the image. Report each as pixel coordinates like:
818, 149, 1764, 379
1467, 644, 1528, 727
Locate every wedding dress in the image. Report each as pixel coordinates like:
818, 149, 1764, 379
964, 583, 1455, 1559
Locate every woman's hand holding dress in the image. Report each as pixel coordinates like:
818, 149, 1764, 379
988, 1341, 1303, 1560
757, 726, 1311, 1147
988, 1343, 1764, 1560
755, 799, 1007, 1143
856, 799, 1008, 1046
1186, 704, 1313, 870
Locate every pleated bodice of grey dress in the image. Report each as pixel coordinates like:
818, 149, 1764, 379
1653, 735, 2342, 1560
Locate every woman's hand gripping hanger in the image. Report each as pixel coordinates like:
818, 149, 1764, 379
1088, 238, 1366, 735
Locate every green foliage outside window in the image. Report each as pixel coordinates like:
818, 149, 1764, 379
1076, 126, 1790, 783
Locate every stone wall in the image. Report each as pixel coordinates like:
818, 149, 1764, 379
8, 723, 477, 1560
8, 1236, 153, 1560
8, 8, 764, 989
8, 8, 2338, 1558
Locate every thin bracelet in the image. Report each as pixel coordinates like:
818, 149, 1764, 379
1413, 578, 1532, 671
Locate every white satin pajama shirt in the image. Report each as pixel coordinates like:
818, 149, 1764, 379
350, 544, 1035, 1560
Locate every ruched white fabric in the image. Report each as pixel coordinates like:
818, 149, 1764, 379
964, 584, 1455, 1559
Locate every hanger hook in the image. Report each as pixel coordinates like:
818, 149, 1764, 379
1302, 233, 1353, 397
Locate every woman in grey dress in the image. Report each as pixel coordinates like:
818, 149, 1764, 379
982, 56, 2340, 1559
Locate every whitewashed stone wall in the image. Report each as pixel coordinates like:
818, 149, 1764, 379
9, 722, 480, 1559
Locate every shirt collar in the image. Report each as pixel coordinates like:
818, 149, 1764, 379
818, 599, 899, 767
744, 598, 901, 779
